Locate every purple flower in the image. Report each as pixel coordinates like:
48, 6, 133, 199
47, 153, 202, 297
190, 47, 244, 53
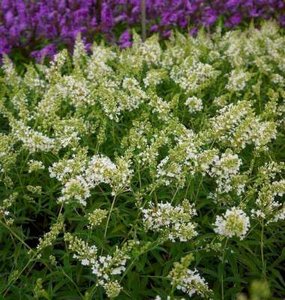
4, 10, 14, 26
0, 0, 285, 60
189, 27, 198, 36
31, 44, 57, 62
118, 30, 132, 48
226, 0, 241, 8
226, 13, 243, 26
249, 8, 260, 18
101, 3, 114, 30
150, 24, 159, 32
162, 29, 172, 38
202, 8, 218, 26
279, 15, 285, 26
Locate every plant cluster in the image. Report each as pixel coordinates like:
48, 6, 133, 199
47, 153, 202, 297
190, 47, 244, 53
0, 22, 285, 299
1, 0, 285, 61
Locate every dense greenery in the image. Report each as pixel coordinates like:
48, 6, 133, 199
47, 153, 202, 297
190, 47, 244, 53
0, 22, 285, 299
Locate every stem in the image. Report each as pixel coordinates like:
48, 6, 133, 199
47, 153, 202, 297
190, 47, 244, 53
103, 195, 117, 239
261, 219, 266, 278
0, 219, 33, 251
141, 0, 146, 42
221, 238, 228, 300
184, 177, 192, 199
170, 186, 179, 204
137, 161, 142, 189
194, 175, 203, 203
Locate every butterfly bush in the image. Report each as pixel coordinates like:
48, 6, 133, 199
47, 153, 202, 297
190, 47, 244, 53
214, 207, 250, 239
1, 0, 285, 60
1, 22, 285, 299
169, 254, 212, 298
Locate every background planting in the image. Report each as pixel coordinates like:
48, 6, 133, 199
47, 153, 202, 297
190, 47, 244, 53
0, 0, 285, 62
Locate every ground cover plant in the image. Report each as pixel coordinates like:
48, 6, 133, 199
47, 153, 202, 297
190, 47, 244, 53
0, 21, 285, 299
1, 0, 285, 62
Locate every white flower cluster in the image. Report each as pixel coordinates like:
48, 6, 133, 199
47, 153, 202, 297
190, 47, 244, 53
94, 76, 148, 122
65, 233, 138, 298
2, 56, 21, 86
176, 269, 210, 298
28, 160, 45, 173
86, 44, 116, 81
37, 216, 64, 253
58, 175, 91, 206
85, 155, 116, 186
149, 94, 172, 121
209, 101, 277, 151
143, 69, 166, 88
170, 59, 220, 93
64, 233, 97, 267
254, 179, 285, 223
133, 34, 162, 66
92, 253, 127, 282
44, 50, 68, 82
51, 153, 132, 205
0, 193, 17, 225
169, 254, 211, 298
49, 149, 88, 182
0, 134, 16, 175
185, 96, 203, 113
12, 120, 56, 154
91, 242, 139, 298
156, 128, 200, 187
122, 77, 147, 109
214, 207, 250, 239
87, 209, 108, 228
60, 75, 92, 108
209, 150, 243, 194
141, 200, 197, 242
226, 69, 251, 92
156, 156, 184, 186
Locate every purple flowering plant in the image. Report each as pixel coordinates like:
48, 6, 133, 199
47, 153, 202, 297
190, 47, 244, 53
0, 0, 285, 62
